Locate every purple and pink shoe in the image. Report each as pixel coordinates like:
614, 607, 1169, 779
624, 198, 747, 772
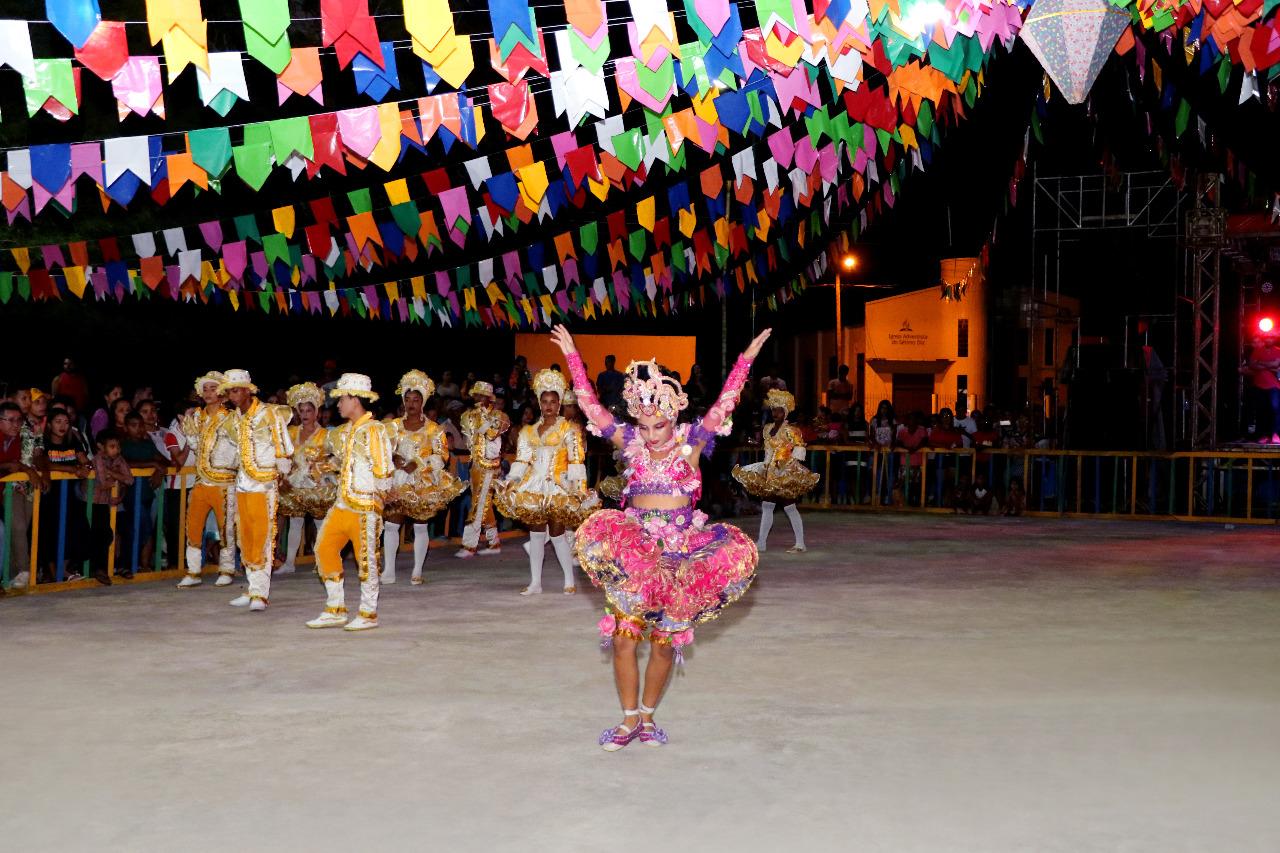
599, 711, 643, 752
638, 722, 668, 746
637, 703, 668, 747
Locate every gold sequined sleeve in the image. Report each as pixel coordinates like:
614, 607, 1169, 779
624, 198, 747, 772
368, 422, 392, 480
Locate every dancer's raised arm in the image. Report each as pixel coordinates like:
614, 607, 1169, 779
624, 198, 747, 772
698, 329, 772, 438
551, 325, 621, 445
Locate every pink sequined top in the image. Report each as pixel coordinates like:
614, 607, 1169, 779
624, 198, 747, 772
566, 351, 754, 507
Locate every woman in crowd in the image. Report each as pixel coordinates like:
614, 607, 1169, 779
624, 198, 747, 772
869, 400, 897, 504
277, 383, 336, 575
35, 407, 93, 583
846, 402, 868, 444
552, 324, 768, 751
733, 389, 820, 553
89, 385, 124, 438
496, 369, 598, 596
383, 371, 466, 585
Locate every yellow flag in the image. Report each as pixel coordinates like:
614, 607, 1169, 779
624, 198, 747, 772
272, 206, 296, 237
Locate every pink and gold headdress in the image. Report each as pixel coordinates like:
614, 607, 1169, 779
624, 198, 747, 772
622, 359, 688, 421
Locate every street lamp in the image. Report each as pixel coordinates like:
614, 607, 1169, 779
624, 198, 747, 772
835, 254, 857, 365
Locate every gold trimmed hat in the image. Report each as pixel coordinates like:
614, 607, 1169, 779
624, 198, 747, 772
562, 390, 577, 405
287, 382, 324, 410
217, 369, 258, 394
396, 369, 435, 400
329, 373, 379, 402
532, 368, 568, 398
193, 371, 226, 396
765, 388, 795, 414
470, 380, 495, 400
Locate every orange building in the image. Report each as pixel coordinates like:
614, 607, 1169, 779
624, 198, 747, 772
795, 258, 988, 416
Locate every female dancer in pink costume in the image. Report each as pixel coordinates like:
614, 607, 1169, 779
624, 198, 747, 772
551, 324, 770, 751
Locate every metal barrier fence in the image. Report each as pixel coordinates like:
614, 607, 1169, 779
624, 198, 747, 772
725, 445, 1280, 523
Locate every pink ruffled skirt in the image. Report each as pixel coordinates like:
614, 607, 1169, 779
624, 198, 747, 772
575, 506, 758, 634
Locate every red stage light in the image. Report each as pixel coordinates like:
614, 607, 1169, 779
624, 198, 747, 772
1259, 317, 1275, 333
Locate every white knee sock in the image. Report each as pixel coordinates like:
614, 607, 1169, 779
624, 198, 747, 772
382, 522, 400, 584
411, 523, 430, 579
783, 504, 805, 549
757, 501, 776, 550
550, 534, 576, 588
525, 531, 548, 592
283, 517, 304, 569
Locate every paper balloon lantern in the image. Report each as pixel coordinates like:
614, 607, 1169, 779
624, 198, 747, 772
1019, 0, 1132, 104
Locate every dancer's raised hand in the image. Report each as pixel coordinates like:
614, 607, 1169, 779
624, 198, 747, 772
550, 324, 577, 355
743, 328, 773, 361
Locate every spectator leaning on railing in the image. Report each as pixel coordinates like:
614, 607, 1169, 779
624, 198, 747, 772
0, 400, 41, 590
34, 407, 93, 583
90, 429, 134, 585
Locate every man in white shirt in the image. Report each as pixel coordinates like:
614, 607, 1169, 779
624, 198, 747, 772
954, 405, 978, 449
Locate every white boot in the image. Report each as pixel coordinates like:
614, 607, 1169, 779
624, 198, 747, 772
550, 534, 577, 593
410, 524, 429, 584
345, 572, 380, 631
216, 526, 237, 582
277, 517, 303, 574
246, 567, 271, 606
177, 546, 203, 587
478, 529, 502, 556
229, 594, 251, 607
306, 579, 348, 628
783, 505, 806, 553
757, 501, 776, 552
521, 531, 548, 595
382, 522, 400, 584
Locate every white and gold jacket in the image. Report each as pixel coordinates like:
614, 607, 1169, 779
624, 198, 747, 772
460, 407, 510, 471
505, 418, 588, 497
327, 413, 394, 513
181, 405, 239, 487
224, 398, 294, 493
286, 424, 332, 489
385, 417, 450, 480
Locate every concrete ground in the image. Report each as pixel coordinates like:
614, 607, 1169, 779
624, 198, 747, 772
3, 512, 1278, 852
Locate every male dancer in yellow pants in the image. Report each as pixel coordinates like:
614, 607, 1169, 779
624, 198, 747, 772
306, 373, 394, 631
455, 382, 510, 558
176, 371, 239, 588
220, 370, 293, 611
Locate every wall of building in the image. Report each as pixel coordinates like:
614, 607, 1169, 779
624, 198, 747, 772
860, 259, 988, 415
515, 334, 696, 380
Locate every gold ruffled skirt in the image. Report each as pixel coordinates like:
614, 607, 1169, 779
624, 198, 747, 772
495, 483, 601, 528
384, 471, 468, 521
731, 461, 820, 502
278, 483, 338, 519
596, 475, 626, 503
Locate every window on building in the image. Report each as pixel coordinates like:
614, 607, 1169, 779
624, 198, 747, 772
1043, 328, 1055, 367
957, 319, 969, 358
1016, 330, 1029, 366
957, 374, 969, 413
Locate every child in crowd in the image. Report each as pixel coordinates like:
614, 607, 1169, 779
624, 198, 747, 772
91, 430, 134, 583
970, 472, 994, 515
1003, 478, 1026, 517
120, 412, 166, 572
950, 474, 973, 513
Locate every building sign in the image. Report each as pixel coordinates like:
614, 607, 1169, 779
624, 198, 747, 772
888, 319, 929, 347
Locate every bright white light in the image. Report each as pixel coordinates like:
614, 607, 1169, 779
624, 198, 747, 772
901, 0, 950, 36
